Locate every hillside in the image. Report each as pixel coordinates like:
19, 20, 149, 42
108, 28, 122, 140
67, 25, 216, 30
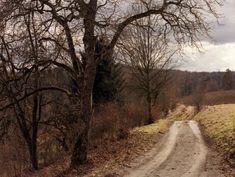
168, 69, 235, 96
194, 105, 235, 166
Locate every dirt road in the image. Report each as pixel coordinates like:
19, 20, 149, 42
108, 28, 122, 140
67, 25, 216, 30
123, 121, 225, 177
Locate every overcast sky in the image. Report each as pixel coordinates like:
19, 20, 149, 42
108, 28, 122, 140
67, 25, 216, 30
178, 0, 235, 72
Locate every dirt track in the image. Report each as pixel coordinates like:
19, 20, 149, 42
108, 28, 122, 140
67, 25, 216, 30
123, 121, 225, 177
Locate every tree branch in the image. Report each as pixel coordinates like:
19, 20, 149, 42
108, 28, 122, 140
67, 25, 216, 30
109, 6, 166, 49
0, 87, 71, 111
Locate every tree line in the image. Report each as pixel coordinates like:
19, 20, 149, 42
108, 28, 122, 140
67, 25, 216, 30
0, 0, 222, 172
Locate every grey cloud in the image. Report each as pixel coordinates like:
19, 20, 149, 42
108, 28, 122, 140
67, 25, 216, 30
209, 0, 235, 44
175, 0, 235, 72
178, 43, 235, 72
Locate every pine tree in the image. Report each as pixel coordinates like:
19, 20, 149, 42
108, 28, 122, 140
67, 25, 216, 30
93, 39, 125, 103
222, 69, 233, 90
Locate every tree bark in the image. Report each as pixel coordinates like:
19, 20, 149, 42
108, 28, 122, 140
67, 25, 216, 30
20, 126, 38, 170
146, 94, 154, 125
30, 95, 41, 170
70, 0, 97, 167
71, 64, 96, 167
27, 141, 38, 170
71, 125, 89, 166
13, 98, 39, 170
146, 68, 154, 125
70, 89, 92, 167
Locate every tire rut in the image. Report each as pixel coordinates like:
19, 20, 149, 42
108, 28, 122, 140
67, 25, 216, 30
124, 121, 225, 177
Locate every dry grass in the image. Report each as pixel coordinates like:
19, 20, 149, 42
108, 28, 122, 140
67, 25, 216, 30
169, 103, 235, 167
204, 90, 235, 105
21, 119, 170, 177
164, 103, 235, 169
167, 104, 196, 121
194, 104, 235, 166
69, 119, 170, 177
0, 102, 169, 177
0, 131, 30, 177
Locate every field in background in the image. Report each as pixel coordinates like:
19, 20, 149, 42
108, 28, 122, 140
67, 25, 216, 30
180, 90, 235, 106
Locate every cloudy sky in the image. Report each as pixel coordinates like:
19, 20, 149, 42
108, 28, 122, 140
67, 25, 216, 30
178, 0, 235, 72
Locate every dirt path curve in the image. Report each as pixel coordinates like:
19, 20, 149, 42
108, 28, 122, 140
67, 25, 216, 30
123, 121, 225, 177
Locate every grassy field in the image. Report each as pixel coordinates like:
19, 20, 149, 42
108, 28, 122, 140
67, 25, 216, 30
194, 104, 235, 166
181, 90, 235, 106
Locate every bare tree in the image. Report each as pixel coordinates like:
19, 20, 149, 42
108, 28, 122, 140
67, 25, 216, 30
120, 16, 178, 124
0, 0, 223, 168
0, 8, 67, 170
0, 20, 42, 169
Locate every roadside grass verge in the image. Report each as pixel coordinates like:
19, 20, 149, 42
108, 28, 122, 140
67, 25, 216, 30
77, 119, 170, 177
194, 104, 235, 166
166, 104, 234, 168
27, 119, 171, 177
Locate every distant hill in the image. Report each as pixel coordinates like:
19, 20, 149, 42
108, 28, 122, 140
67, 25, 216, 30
165, 69, 235, 97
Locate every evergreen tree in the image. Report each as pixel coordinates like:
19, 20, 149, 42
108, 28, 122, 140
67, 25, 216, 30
93, 39, 125, 103
222, 69, 233, 90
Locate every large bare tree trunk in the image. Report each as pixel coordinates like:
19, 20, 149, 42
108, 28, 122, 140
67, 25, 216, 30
71, 64, 96, 167
70, 0, 97, 166
22, 95, 41, 170
27, 140, 38, 170
71, 126, 89, 166
19, 123, 38, 170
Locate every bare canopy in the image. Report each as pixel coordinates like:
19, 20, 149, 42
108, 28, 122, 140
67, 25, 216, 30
0, 0, 223, 168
